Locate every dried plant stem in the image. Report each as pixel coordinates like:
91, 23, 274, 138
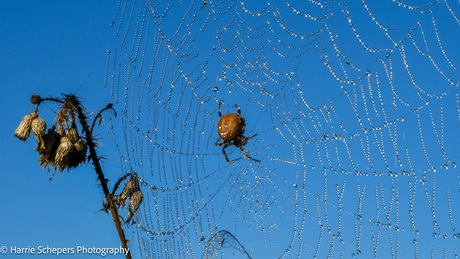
74, 100, 132, 259
19, 95, 131, 258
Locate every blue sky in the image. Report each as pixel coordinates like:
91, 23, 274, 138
1, 1, 460, 259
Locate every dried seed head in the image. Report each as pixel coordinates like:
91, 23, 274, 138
14, 111, 38, 141
38, 130, 54, 153
38, 128, 61, 169
38, 128, 56, 153
30, 94, 42, 104
31, 116, 46, 143
73, 138, 88, 164
126, 190, 143, 223
67, 128, 78, 143
119, 177, 139, 209
54, 137, 75, 171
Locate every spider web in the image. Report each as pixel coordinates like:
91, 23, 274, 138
103, 0, 460, 258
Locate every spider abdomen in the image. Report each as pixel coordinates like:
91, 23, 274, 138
217, 113, 244, 141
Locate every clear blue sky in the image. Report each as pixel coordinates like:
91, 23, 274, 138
1, 1, 460, 259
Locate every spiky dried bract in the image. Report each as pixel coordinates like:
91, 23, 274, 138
14, 111, 38, 141
55, 108, 70, 129
31, 116, 46, 143
39, 152, 54, 169
61, 95, 80, 115
54, 137, 75, 171
30, 94, 41, 104
126, 190, 143, 223
119, 177, 139, 209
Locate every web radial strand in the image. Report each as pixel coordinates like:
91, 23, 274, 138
103, 0, 460, 258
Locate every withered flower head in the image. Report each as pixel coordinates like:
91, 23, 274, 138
73, 138, 88, 164
31, 116, 46, 143
126, 190, 143, 224
119, 177, 140, 209
38, 128, 61, 169
30, 94, 42, 104
38, 129, 56, 153
54, 137, 75, 171
14, 111, 38, 141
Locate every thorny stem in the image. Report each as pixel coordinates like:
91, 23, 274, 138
71, 97, 132, 259
31, 95, 132, 258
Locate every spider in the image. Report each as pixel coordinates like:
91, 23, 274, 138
215, 103, 260, 162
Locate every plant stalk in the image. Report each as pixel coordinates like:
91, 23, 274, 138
75, 101, 132, 259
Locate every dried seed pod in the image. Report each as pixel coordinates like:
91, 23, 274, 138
31, 116, 46, 143
30, 94, 41, 104
73, 138, 88, 164
67, 128, 78, 143
14, 111, 38, 141
126, 190, 143, 224
54, 137, 75, 171
119, 177, 139, 209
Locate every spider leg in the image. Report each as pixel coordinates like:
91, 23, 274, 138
245, 134, 258, 141
238, 146, 260, 162
235, 104, 241, 116
218, 102, 222, 117
215, 138, 225, 146
222, 142, 241, 162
